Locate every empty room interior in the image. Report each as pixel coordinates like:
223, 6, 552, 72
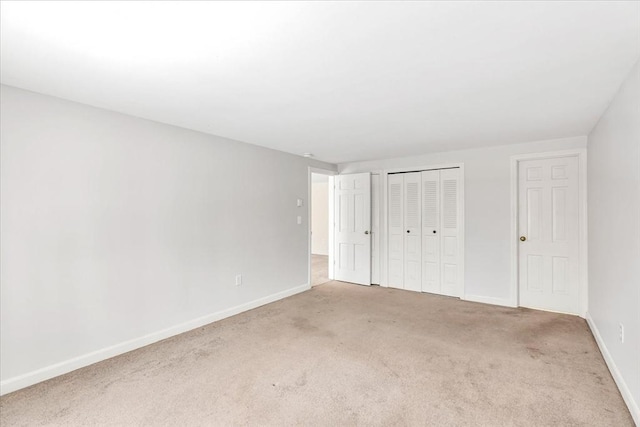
1, 1, 639, 426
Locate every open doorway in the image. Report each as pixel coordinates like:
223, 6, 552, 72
311, 173, 331, 286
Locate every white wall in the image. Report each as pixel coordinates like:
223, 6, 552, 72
311, 176, 329, 255
0, 85, 336, 393
339, 135, 587, 305
586, 60, 640, 423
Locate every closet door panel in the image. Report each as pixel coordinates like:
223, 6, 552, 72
403, 172, 422, 291
440, 168, 461, 297
421, 170, 440, 293
387, 174, 404, 288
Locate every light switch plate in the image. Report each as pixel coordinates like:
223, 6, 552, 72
297, 198, 303, 207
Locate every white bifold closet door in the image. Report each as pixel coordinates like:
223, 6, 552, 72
387, 174, 404, 288
388, 168, 462, 297
438, 169, 462, 297
421, 170, 440, 293
403, 172, 422, 292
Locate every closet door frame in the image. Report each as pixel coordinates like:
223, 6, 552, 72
380, 163, 465, 298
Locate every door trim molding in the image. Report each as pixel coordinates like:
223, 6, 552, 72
381, 163, 465, 297
509, 149, 588, 316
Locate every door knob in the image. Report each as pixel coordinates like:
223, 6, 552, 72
433, 230, 437, 234
364, 231, 369, 235
520, 236, 527, 242
407, 230, 410, 233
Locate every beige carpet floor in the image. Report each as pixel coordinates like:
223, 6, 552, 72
311, 254, 329, 287
0, 282, 633, 426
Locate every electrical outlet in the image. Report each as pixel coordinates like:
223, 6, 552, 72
619, 323, 624, 343
235, 275, 242, 286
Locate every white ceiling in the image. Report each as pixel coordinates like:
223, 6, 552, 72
1, 1, 638, 164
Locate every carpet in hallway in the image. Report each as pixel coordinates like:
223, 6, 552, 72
311, 253, 329, 287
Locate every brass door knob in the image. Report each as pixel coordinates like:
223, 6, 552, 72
520, 236, 527, 242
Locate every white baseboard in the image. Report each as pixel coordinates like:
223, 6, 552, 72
462, 294, 515, 308
0, 283, 310, 396
586, 312, 639, 426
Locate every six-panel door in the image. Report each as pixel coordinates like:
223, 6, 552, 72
518, 156, 579, 314
334, 173, 372, 286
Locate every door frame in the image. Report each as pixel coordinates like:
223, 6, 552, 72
509, 149, 588, 316
308, 167, 337, 288
380, 163, 465, 298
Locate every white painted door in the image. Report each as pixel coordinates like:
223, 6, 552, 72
371, 174, 381, 285
403, 172, 422, 291
421, 170, 440, 293
439, 168, 462, 297
387, 174, 404, 288
334, 173, 371, 285
388, 168, 463, 295
518, 156, 579, 314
